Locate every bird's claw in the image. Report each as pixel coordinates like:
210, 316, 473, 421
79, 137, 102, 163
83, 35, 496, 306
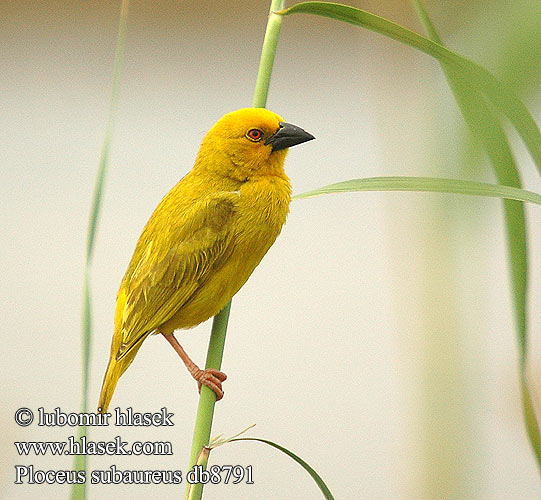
194, 368, 227, 401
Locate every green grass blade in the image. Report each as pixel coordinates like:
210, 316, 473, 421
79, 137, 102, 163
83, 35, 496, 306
522, 370, 541, 463
495, 7, 541, 97
84, 3, 129, 262
277, 2, 541, 177
411, 0, 527, 354
231, 438, 336, 500
293, 176, 541, 205
413, 0, 540, 471
70, 2, 129, 499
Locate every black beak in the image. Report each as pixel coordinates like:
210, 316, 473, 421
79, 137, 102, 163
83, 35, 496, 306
265, 121, 315, 152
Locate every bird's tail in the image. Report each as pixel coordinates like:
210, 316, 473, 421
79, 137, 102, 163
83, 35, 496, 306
98, 337, 148, 413
98, 356, 122, 414
98, 323, 148, 413
98, 289, 144, 413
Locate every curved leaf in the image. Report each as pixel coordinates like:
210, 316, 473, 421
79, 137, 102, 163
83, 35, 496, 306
413, 0, 540, 470
293, 176, 541, 205
231, 437, 335, 500
277, 2, 541, 178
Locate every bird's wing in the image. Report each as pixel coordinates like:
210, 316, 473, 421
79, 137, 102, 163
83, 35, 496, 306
115, 192, 238, 361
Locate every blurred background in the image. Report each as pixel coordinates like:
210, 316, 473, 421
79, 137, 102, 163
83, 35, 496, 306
2, 0, 540, 498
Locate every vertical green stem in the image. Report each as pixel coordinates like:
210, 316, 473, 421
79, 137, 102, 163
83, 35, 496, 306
185, 302, 231, 500
252, 1, 286, 107
184, 1, 285, 499
71, 1, 129, 499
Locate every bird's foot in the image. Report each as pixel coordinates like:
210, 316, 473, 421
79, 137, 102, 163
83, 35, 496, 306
193, 368, 227, 401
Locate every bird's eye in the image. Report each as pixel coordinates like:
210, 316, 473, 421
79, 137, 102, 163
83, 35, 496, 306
246, 128, 264, 142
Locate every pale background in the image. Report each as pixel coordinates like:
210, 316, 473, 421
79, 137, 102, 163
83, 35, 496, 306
2, 0, 540, 499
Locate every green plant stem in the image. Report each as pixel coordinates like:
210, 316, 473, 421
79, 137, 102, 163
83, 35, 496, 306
253, 1, 286, 107
184, 2, 285, 499
185, 303, 231, 500
70, 2, 129, 499
187, 305, 231, 467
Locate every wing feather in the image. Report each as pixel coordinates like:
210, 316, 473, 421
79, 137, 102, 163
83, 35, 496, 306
115, 192, 238, 360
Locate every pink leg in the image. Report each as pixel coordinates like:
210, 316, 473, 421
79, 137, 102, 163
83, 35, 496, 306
162, 333, 227, 401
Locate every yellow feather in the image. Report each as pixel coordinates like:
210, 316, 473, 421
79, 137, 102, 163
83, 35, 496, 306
98, 108, 313, 411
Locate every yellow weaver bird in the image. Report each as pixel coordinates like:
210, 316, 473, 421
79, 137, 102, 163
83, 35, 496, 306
98, 108, 314, 412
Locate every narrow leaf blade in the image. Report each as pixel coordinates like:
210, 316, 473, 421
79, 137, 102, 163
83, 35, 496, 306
232, 437, 336, 500
293, 177, 541, 206
71, 2, 130, 499
278, 2, 541, 177
412, 0, 540, 469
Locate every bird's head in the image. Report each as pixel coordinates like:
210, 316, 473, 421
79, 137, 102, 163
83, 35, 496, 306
196, 108, 314, 182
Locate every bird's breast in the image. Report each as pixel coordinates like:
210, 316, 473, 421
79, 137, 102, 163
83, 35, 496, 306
236, 175, 291, 234
158, 175, 291, 332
